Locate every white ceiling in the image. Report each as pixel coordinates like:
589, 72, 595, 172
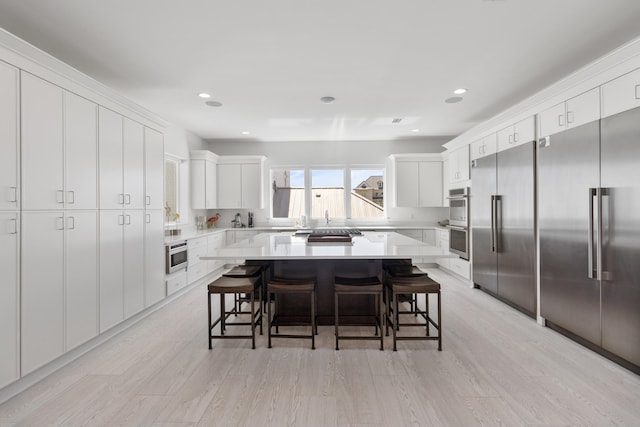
1, 0, 640, 143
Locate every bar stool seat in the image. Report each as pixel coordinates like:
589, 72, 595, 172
267, 277, 317, 349
334, 276, 384, 351
207, 276, 262, 349
385, 275, 442, 351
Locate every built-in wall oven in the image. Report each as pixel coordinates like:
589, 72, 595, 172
448, 188, 469, 260
166, 240, 188, 274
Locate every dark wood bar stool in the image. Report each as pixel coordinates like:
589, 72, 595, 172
383, 262, 428, 317
267, 277, 317, 349
334, 276, 384, 351
207, 276, 262, 349
223, 261, 272, 312
385, 274, 442, 351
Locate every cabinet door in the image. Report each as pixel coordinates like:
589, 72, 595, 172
539, 101, 566, 138
513, 116, 535, 145
191, 159, 206, 209
99, 107, 124, 210
601, 67, 640, 118
470, 139, 485, 161
21, 73, 64, 210
0, 63, 19, 211
395, 161, 419, 207
65, 92, 98, 210
566, 87, 600, 130
65, 211, 98, 350
144, 128, 164, 210
123, 118, 145, 209
418, 161, 442, 207
422, 229, 436, 245
205, 160, 216, 209
21, 212, 65, 374
442, 158, 449, 206
145, 210, 166, 306
456, 146, 469, 181
0, 213, 19, 387
100, 210, 124, 332
217, 164, 242, 208
124, 210, 145, 317
241, 163, 262, 208
497, 125, 514, 152
207, 232, 225, 272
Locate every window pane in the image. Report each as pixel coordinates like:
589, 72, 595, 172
351, 169, 384, 218
312, 169, 344, 219
271, 169, 305, 218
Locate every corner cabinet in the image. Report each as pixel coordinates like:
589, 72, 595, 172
217, 156, 266, 209
191, 150, 219, 209
448, 146, 470, 184
391, 154, 444, 207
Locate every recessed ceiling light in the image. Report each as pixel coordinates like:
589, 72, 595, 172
453, 88, 467, 95
198, 92, 211, 99
320, 96, 335, 104
391, 118, 402, 124
205, 100, 223, 107
445, 96, 463, 103
411, 128, 420, 132
241, 131, 250, 135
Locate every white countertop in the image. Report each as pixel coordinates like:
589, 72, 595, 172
201, 231, 449, 261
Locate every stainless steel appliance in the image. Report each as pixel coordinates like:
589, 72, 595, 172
447, 187, 469, 259
539, 107, 640, 371
165, 240, 188, 274
471, 141, 536, 316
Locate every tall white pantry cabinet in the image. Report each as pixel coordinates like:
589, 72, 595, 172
0, 55, 165, 384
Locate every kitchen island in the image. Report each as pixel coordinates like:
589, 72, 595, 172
202, 231, 447, 324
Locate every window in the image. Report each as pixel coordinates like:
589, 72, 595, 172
351, 168, 384, 218
311, 169, 345, 219
164, 157, 180, 224
271, 168, 305, 218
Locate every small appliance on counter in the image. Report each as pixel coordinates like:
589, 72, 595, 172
196, 215, 206, 230
248, 211, 254, 228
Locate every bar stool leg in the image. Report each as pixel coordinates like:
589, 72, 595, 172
335, 292, 339, 350
250, 291, 256, 349
311, 291, 316, 350
220, 293, 226, 335
385, 286, 390, 337
208, 290, 212, 350
437, 291, 442, 351
426, 293, 430, 336
267, 290, 272, 348
258, 286, 263, 336
392, 291, 398, 351
379, 293, 384, 351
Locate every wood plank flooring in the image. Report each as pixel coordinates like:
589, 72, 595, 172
1, 268, 640, 426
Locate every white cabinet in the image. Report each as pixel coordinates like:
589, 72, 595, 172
470, 133, 497, 161
187, 236, 209, 284
422, 229, 436, 245
0, 213, 19, 387
442, 158, 449, 207
436, 229, 450, 270
99, 210, 144, 332
190, 150, 218, 209
144, 127, 164, 210
497, 116, 535, 152
393, 155, 443, 207
539, 88, 600, 137
0, 62, 19, 211
207, 232, 226, 273
166, 270, 187, 296
145, 210, 166, 307
601, 67, 640, 118
217, 156, 265, 209
21, 211, 98, 373
99, 108, 144, 210
449, 146, 469, 184
21, 72, 64, 210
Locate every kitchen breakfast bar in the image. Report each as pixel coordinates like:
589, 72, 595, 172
202, 230, 447, 325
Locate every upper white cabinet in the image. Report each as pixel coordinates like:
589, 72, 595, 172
217, 156, 265, 209
0, 213, 19, 387
449, 146, 470, 184
392, 154, 443, 207
99, 108, 144, 210
144, 127, 164, 210
601, 67, 640, 118
470, 133, 497, 161
539, 88, 600, 137
21, 74, 98, 211
442, 157, 449, 207
191, 150, 218, 209
497, 116, 535, 152
0, 62, 19, 211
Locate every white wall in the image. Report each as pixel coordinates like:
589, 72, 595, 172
205, 138, 450, 226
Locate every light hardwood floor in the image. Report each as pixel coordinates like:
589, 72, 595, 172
1, 268, 640, 426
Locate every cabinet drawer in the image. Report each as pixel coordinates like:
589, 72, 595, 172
188, 244, 207, 266
166, 270, 187, 295
449, 257, 471, 280
207, 232, 225, 248
397, 229, 423, 241
188, 236, 207, 250
187, 262, 207, 284
602, 67, 640, 118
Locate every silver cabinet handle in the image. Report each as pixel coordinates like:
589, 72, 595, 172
558, 114, 565, 127
513, 132, 519, 143
508, 134, 513, 144
119, 193, 125, 205
56, 216, 65, 230
125, 194, 131, 205
66, 216, 75, 230
146, 213, 151, 223
8, 187, 17, 203
125, 214, 131, 225
588, 188, 596, 279
56, 190, 65, 204
566, 111, 574, 124
118, 214, 125, 226
146, 195, 151, 206
67, 190, 75, 204
7, 218, 17, 234
635, 84, 640, 100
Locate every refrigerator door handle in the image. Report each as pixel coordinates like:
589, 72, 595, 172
491, 195, 496, 252
495, 195, 501, 253
596, 187, 604, 282
588, 188, 596, 279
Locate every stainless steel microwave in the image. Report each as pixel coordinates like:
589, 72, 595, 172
448, 225, 469, 260
448, 187, 469, 227
166, 240, 188, 274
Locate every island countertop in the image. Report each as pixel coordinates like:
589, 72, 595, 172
201, 231, 448, 261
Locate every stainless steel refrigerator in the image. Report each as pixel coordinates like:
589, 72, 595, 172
471, 141, 536, 316
539, 108, 640, 370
